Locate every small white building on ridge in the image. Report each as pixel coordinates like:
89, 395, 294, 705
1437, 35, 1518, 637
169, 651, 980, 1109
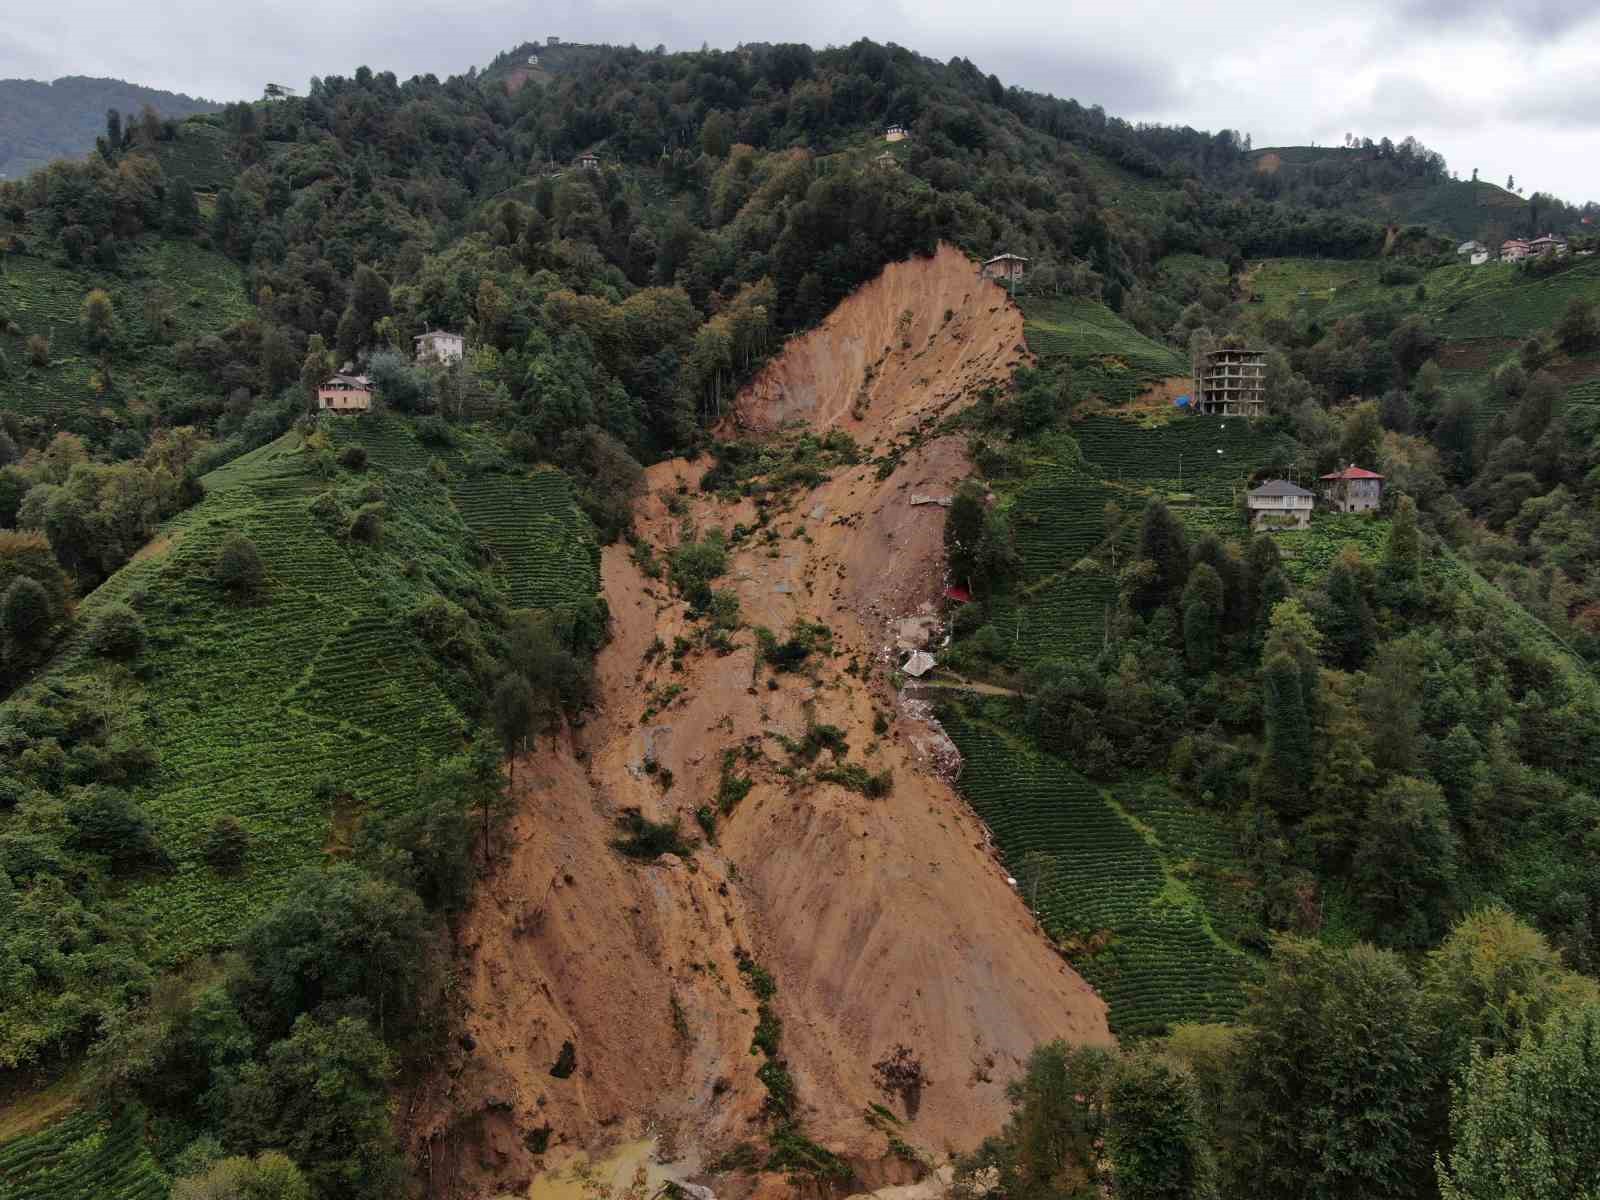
414, 330, 465, 365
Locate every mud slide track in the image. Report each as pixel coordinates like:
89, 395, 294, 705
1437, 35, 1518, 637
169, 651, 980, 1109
408, 244, 1111, 1198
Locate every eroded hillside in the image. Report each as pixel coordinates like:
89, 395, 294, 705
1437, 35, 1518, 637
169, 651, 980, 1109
409, 247, 1109, 1197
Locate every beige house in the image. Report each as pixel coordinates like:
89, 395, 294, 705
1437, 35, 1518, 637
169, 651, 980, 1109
577, 152, 600, 171
414, 330, 465, 365
885, 124, 908, 142
317, 373, 372, 413
1247, 479, 1314, 530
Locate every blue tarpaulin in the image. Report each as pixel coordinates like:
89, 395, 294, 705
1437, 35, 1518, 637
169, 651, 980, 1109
1174, 394, 1191, 407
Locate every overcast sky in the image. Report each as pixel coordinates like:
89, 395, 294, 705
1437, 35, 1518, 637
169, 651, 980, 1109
5, 0, 1600, 204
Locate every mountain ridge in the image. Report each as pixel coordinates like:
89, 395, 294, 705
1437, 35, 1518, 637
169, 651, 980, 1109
0, 75, 222, 180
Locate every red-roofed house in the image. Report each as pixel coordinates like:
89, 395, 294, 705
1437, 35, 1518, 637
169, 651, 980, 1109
1320, 464, 1384, 513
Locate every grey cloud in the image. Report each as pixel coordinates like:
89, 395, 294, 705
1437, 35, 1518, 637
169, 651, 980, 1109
952, 40, 1184, 117
1395, 0, 1595, 40
1351, 72, 1485, 131
1504, 67, 1600, 128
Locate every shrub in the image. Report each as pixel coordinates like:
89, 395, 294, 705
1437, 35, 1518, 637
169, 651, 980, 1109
417, 415, 455, 447
349, 503, 384, 544
338, 444, 368, 471
612, 811, 694, 859
789, 723, 848, 763
204, 815, 251, 872
26, 333, 49, 367
669, 532, 728, 610
1, 576, 53, 647
88, 602, 146, 659
172, 1152, 310, 1200
215, 533, 265, 599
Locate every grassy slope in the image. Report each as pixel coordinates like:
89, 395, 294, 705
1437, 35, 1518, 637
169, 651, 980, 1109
151, 121, 237, 192
1248, 253, 1600, 411
0, 412, 599, 1189
944, 703, 1252, 1036
1020, 295, 1188, 404
1250, 146, 1530, 241
0, 240, 250, 426
937, 302, 1297, 1032
0, 1108, 166, 1200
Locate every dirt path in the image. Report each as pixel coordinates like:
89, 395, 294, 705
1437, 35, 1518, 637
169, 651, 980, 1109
407, 245, 1110, 1199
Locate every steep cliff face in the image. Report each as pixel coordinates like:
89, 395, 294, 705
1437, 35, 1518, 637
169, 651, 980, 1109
408, 246, 1107, 1198
733, 241, 1028, 435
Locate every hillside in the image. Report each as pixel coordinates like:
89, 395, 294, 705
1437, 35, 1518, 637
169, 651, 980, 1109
6, 28, 1600, 1200
405, 248, 1110, 1190
1249, 144, 1548, 241
0, 77, 221, 180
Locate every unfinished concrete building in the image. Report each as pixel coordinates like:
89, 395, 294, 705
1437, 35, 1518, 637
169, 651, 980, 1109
1193, 348, 1266, 417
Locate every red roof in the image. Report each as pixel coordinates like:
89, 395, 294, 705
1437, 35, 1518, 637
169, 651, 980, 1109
1321, 465, 1384, 480
943, 585, 973, 603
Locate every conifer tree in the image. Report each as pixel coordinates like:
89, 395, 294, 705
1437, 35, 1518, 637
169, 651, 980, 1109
1379, 495, 1422, 610
300, 334, 331, 395
1134, 499, 1190, 615
1323, 548, 1375, 669
167, 178, 200, 235
1182, 562, 1224, 673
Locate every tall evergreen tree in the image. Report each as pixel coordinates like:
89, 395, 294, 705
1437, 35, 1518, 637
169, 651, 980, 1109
1134, 499, 1190, 616
1378, 495, 1422, 610
1182, 562, 1224, 673
1323, 548, 1375, 669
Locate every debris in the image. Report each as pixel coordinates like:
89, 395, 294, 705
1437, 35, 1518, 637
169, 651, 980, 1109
909, 493, 951, 507
902, 650, 936, 677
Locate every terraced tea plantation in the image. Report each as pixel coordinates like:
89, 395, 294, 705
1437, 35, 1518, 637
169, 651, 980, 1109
942, 705, 1251, 1034
452, 471, 600, 610
0, 241, 249, 427
152, 119, 237, 191
1020, 296, 1188, 405
1423, 255, 1600, 341
0, 1109, 166, 1200
1072, 412, 1282, 504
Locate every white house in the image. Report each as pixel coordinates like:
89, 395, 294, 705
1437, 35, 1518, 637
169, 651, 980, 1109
577, 152, 600, 171
1457, 239, 1486, 257
885, 124, 909, 143
1246, 479, 1315, 530
527, 54, 540, 66
414, 330, 465, 365
1471, 250, 1489, 266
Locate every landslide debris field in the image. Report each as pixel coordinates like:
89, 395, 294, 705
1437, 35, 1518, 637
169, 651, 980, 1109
408, 246, 1112, 1195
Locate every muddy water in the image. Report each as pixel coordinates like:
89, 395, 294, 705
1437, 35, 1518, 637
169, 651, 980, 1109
520, 1137, 701, 1200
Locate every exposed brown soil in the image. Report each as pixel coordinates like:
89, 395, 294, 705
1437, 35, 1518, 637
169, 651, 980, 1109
1438, 338, 1518, 370
406, 246, 1110, 1199
732, 242, 1029, 436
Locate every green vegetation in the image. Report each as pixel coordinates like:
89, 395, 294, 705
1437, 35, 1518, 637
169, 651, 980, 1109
0, 1107, 168, 1200
1020, 297, 1188, 405
942, 705, 1249, 1033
